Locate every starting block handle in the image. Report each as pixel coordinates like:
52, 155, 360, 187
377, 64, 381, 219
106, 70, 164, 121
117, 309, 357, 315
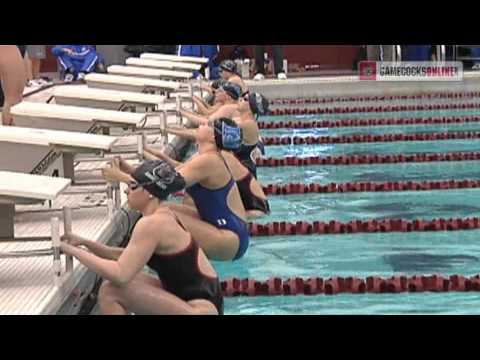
137, 134, 145, 160
51, 217, 62, 285
63, 207, 74, 273
176, 96, 184, 126
161, 111, 169, 146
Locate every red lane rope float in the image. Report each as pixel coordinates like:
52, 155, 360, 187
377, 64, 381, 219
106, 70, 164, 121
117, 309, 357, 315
256, 152, 480, 167
221, 275, 480, 297
248, 217, 480, 237
262, 132, 480, 146
269, 103, 480, 116
172, 179, 480, 198
270, 91, 480, 105
258, 116, 480, 129
263, 179, 480, 195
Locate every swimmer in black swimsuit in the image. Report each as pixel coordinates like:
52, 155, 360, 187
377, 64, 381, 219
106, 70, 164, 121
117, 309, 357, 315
61, 161, 223, 315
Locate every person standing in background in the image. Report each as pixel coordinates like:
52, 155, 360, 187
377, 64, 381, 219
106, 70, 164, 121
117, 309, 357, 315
366, 45, 395, 62
177, 45, 220, 79
25, 45, 48, 86
0, 46, 26, 126
253, 45, 287, 81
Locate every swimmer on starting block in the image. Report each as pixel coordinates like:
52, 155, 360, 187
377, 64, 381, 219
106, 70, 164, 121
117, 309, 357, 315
200, 60, 248, 97
60, 160, 223, 315
102, 118, 250, 262
180, 83, 270, 178
152, 123, 270, 219
0, 46, 26, 126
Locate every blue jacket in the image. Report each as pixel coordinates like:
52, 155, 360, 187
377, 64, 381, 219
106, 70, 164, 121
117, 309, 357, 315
52, 45, 96, 60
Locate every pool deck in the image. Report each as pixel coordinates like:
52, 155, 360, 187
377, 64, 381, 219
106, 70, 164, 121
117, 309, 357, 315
3, 72, 480, 315
247, 71, 480, 99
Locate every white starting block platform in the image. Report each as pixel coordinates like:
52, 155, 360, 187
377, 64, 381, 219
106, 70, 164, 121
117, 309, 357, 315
11, 102, 148, 133
54, 86, 166, 111
0, 126, 118, 180
108, 65, 193, 81
53, 86, 194, 115
85, 73, 181, 94
126, 57, 202, 71
0, 169, 122, 314
0, 171, 70, 243
140, 53, 209, 64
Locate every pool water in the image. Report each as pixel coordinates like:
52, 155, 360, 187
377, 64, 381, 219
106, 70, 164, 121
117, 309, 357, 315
215, 110, 480, 315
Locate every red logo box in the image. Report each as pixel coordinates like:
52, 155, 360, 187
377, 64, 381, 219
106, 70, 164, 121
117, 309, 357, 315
359, 61, 377, 81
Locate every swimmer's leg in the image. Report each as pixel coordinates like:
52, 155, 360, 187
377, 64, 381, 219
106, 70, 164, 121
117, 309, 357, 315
99, 272, 217, 315
246, 210, 267, 220
171, 210, 241, 261
1, 50, 25, 126
167, 202, 200, 219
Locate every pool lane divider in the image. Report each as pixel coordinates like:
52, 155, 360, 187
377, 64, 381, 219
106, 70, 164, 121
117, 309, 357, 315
270, 91, 480, 105
173, 179, 480, 198
248, 217, 480, 237
262, 179, 480, 195
259, 116, 480, 129
221, 275, 480, 297
270, 102, 480, 116
262, 131, 480, 146
257, 152, 480, 167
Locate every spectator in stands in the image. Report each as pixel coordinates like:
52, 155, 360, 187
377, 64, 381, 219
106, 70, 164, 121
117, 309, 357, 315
52, 45, 103, 82
253, 45, 287, 81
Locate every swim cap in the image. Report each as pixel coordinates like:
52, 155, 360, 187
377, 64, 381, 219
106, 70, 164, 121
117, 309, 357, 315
132, 160, 186, 200
220, 82, 242, 101
213, 118, 243, 151
220, 60, 238, 74
248, 92, 270, 116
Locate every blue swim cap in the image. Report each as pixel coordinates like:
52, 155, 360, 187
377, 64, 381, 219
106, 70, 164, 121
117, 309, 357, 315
213, 118, 243, 151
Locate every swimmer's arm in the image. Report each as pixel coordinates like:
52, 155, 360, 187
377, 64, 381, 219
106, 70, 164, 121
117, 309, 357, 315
144, 146, 182, 168
192, 96, 210, 115
199, 83, 214, 95
165, 127, 197, 141
179, 109, 209, 126
102, 165, 134, 184
207, 104, 237, 121
61, 219, 159, 286
62, 234, 124, 260
176, 154, 214, 186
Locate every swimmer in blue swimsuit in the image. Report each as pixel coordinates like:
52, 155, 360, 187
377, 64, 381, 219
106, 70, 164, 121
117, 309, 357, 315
103, 118, 250, 262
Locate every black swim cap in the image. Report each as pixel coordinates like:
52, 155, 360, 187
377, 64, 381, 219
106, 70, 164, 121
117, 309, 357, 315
220, 60, 238, 74
213, 118, 243, 151
132, 160, 186, 200
248, 92, 270, 116
220, 82, 242, 101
